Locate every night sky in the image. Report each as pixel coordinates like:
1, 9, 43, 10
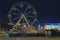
0, 0, 60, 24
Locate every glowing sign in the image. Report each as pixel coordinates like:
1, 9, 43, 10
45, 25, 52, 29
45, 23, 60, 29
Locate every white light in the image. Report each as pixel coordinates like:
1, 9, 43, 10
23, 25, 26, 27
18, 23, 20, 25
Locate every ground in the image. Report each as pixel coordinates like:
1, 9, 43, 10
0, 37, 60, 40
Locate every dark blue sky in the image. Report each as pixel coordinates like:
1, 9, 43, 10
0, 0, 60, 24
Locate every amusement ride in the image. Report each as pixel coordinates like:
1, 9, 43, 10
7, 1, 39, 34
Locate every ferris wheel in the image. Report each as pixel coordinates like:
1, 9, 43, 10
8, 1, 37, 26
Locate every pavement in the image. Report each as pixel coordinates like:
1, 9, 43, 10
0, 37, 60, 40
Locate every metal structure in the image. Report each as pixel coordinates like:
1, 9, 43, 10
8, 1, 38, 34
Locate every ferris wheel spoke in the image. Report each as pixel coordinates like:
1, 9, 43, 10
28, 19, 31, 24
26, 10, 37, 15
26, 15, 34, 18
32, 19, 37, 25
24, 5, 32, 13
12, 13, 20, 15
16, 8, 22, 14
24, 7, 28, 13
31, 21, 35, 25
26, 11, 32, 15
12, 16, 20, 21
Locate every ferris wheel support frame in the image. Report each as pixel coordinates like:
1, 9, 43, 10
10, 14, 37, 33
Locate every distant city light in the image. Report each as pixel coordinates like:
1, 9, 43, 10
45, 23, 60, 30
38, 24, 41, 30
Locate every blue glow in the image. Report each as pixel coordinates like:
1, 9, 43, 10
45, 23, 60, 29
38, 24, 41, 30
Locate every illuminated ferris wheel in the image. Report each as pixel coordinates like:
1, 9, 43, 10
8, 1, 37, 26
